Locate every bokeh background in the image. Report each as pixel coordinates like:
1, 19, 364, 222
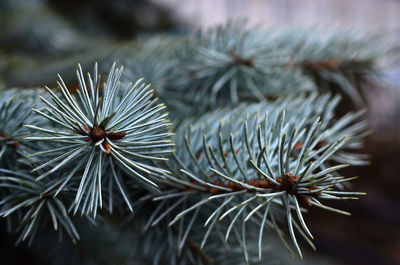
0, 1, 399, 265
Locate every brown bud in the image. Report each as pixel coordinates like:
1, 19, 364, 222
296, 195, 312, 208
91, 126, 106, 142
107, 132, 127, 141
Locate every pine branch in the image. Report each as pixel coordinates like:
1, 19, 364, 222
0, 19, 383, 265
149, 93, 367, 261
153, 23, 385, 116
0, 88, 44, 168
23, 63, 174, 216
0, 161, 79, 245
165, 21, 313, 112
268, 27, 385, 105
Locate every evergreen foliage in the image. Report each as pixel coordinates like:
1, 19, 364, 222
152, 93, 366, 261
24, 63, 173, 216
0, 20, 385, 264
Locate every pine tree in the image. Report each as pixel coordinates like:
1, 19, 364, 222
0, 5, 386, 264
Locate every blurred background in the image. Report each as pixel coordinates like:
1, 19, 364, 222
0, 0, 399, 265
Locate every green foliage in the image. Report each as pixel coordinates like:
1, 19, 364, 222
166, 22, 314, 112
0, 164, 79, 245
0, 88, 43, 167
150, 93, 366, 262
23, 63, 174, 216
119, 23, 383, 122
0, 20, 384, 265
266, 27, 384, 105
